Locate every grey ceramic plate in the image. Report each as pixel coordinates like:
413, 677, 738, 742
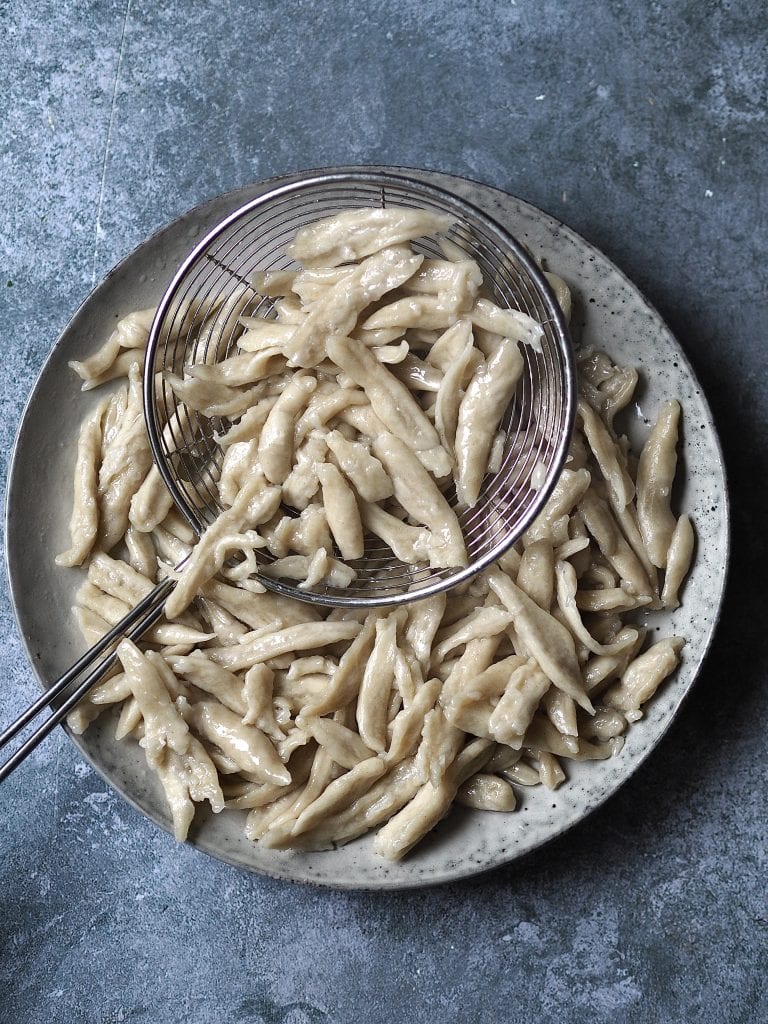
6, 167, 729, 889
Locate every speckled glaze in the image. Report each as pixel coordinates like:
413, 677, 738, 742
6, 168, 729, 890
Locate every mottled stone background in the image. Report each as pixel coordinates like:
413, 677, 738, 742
1, 1, 766, 1022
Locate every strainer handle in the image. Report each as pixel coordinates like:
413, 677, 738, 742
0, 576, 175, 783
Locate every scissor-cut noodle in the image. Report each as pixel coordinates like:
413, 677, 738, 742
455, 337, 525, 507
637, 400, 681, 568
372, 432, 467, 568
56, 395, 110, 567
316, 463, 364, 561
661, 514, 695, 609
287, 207, 452, 267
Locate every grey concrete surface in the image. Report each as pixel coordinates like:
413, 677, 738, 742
1, 1, 766, 1022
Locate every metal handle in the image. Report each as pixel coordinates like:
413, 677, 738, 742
0, 576, 175, 783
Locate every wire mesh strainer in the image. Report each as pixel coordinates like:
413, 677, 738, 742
145, 171, 576, 606
0, 170, 576, 781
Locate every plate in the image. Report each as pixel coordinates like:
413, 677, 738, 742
5, 167, 729, 889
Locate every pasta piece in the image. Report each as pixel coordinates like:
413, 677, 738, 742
487, 662, 551, 746
298, 716, 376, 769
56, 396, 109, 567
282, 432, 328, 510
578, 491, 653, 597
184, 347, 285, 389
206, 620, 362, 671
454, 336, 524, 507
87, 551, 155, 604
166, 652, 246, 716
165, 470, 280, 618
116, 639, 190, 765
293, 387, 368, 445
416, 707, 464, 790
391, 354, 443, 393
327, 334, 448, 471
325, 430, 393, 502
245, 786, 309, 842
661, 515, 695, 609
225, 746, 315, 809
165, 373, 260, 419
404, 592, 447, 672
555, 561, 641, 656
89, 673, 132, 706
304, 613, 377, 716
534, 750, 566, 790
257, 374, 318, 484
540, 688, 579, 753
439, 636, 500, 707
433, 606, 514, 663
576, 588, 652, 613
523, 715, 615, 761
295, 757, 425, 850
216, 394, 279, 448
285, 247, 423, 366
523, 468, 591, 545
373, 737, 493, 861
98, 366, 154, 552
65, 700, 106, 734
385, 678, 442, 766
202, 578, 322, 630
114, 697, 143, 741
69, 307, 154, 383
456, 773, 517, 812
359, 501, 432, 564
184, 700, 290, 786
502, 759, 543, 787
372, 340, 410, 364
516, 540, 555, 610
258, 745, 339, 847
124, 526, 157, 579
488, 569, 593, 712
404, 257, 483, 308
290, 265, 356, 303
72, 605, 111, 648
433, 324, 476, 456
291, 758, 387, 837
441, 654, 522, 733
636, 400, 681, 568
249, 270, 296, 297
77, 581, 211, 648
543, 271, 572, 322
604, 637, 685, 718
601, 367, 639, 430
261, 550, 356, 589
470, 298, 543, 351
372, 432, 467, 568
577, 398, 635, 512
580, 707, 628, 742
261, 504, 332, 558
356, 613, 400, 752
316, 462, 364, 561
363, 294, 461, 331
288, 207, 452, 267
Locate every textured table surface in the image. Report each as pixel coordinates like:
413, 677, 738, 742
1, 2, 766, 1022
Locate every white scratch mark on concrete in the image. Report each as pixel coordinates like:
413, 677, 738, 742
91, 0, 132, 286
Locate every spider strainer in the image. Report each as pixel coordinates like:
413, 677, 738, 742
144, 170, 575, 607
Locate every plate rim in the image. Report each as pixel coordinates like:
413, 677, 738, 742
4, 164, 731, 890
